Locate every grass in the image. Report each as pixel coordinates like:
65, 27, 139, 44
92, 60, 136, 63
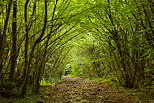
0, 87, 46, 103
127, 86, 154, 103
87, 77, 154, 102
0, 94, 44, 103
40, 80, 54, 86
0, 77, 63, 103
40, 77, 63, 86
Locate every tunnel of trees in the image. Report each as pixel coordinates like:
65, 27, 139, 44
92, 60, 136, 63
0, 0, 154, 99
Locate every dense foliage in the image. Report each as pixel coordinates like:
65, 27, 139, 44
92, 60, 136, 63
0, 0, 154, 99
70, 0, 154, 89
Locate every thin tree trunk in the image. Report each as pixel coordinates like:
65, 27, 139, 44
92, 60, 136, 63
9, 0, 17, 82
21, 0, 48, 95
0, 0, 13, 83
33, 0, 49, 93
20, 0, 29, 96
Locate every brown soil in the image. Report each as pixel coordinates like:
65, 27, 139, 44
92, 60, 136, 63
45, 76, 131, 103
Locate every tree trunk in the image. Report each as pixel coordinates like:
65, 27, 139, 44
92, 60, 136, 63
0, 0, 13, 83
9, 0, 17, 82
20, 0, 29, 96
33, 0, 48, 93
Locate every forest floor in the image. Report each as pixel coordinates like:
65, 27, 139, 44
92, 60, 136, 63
45, 76, 132, 103
0, 76, 153, 103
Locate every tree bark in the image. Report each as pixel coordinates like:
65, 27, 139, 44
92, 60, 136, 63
9, 0, 17, 82
33, 0, 48, 93
0, 0, 13, 83
20, 0, 30, 96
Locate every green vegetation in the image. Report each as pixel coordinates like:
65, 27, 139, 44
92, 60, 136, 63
0, 87, 45, 103
0, 0, 154, 102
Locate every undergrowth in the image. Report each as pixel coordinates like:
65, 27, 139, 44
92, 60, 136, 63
40, 77, 63, 86
0, 87, 46, 103
89, 77, 154, 103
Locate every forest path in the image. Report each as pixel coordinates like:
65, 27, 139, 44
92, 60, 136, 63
45, 76, 131, 103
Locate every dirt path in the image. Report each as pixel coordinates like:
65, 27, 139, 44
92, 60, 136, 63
45, 76, 131, 103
